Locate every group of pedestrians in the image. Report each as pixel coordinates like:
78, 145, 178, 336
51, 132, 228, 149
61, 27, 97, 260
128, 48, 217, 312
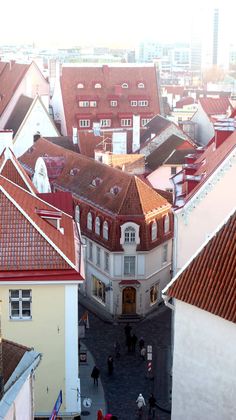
124, 323, 147, 360
136, 392, 157, 418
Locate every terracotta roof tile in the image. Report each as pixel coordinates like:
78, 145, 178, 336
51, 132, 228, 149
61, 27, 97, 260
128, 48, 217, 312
0, 62, 30, 116
4, 95, 33, 134
199, 97, 233, 116
20, 138, 169, 217
2, 339, 30, 383
165, 209, 236, 323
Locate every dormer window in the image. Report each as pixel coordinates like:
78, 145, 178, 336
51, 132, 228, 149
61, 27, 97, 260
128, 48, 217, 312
103, 221, 109, 240
94, 83, 102, 88
124, 226, 136, 243
87, 212, 93, 230
91, 177, 102, 187
151, 221, 157, 241
121, 82, 129, 89
70, 168, 80, 176
75, 205, 80, 223
77, 83, 84, 89
95, 216, 101, 235
137, 82, 145, 88
164, 214, 170, 234
110, 186, 121, 195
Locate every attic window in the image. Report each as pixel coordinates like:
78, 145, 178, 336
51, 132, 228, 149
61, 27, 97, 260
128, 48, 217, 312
91, 177, 102, 187
70, 168, 80, 176
137, 82, 145, 88
121, 83, 129, 89
110, 186, 121, 195
77, 83, 84, 89
94, 83, 102, 88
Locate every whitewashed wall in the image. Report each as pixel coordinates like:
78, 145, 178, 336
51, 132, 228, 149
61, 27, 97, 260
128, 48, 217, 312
172, 300, 236, 420
191, 103, 215, 146
147, 165, 182, 190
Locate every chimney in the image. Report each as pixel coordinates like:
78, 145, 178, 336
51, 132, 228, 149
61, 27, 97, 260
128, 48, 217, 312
72, 127, 78, 145
132, 115, 140, 152
33, 131, 41, 143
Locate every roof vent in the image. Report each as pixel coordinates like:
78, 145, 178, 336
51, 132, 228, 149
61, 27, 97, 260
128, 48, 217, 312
110, 185, 121, 195
70, 168, 80, 176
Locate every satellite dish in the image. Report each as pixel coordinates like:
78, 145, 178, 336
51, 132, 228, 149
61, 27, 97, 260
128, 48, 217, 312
83, 398, 92, 408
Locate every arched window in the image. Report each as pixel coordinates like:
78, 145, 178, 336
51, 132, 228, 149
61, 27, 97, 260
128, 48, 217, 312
121, 82, 129, 88
164, 214, 170, 234
94, 83, 102, 88
77, 82, 84, 88
103, 221, 109, 240
124, 226, 136, 243
75, 205, 80, 223
137, 82, 145, 88
95, 216, 101, 235
87, 212, 93, 230
151, 221, 157, 241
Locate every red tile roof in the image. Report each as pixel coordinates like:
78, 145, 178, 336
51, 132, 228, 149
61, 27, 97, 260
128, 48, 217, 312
37, 191, 74, 217
0, 148, 37, 193
60, 64, 160, 135
199, 97, 233, 116
162, 85, 184, 96
0, 175, 81, 276
20, 138, 169, 217
0, 62, 30, 116
2, 339, 30, 383
164, 209, 236, 323
175, 96, 195, 108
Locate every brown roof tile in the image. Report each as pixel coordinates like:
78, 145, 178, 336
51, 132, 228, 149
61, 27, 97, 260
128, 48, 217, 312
2, 339, 30, 383
0, 62, 30, 116
165, 209, 236, 323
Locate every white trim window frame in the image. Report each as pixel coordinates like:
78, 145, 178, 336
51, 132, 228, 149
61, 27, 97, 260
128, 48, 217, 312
151, 221, 157, 241
75, 205, 80, 223
79, 101, 89, 107
100, 119, 111, 127
141, 118, 151, 126
104, 251, 109, 272
138, 100, 148, 106
103, 221, 109, 240
79, 119, 90, 128
95, 216, 101, 235
90, 101, 97, 107
110, 100, 117, 107
121, 118, 131, 127
164, 214, 170, 234
124, 226, 136, 244
96, 246, 101, 267
9, 289, 32, 320
130, 100, 138, 107
124, 256, 136, 276
87, 212, 93, 230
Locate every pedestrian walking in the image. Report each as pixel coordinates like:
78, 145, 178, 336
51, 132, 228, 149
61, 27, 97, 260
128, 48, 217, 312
140, 346, 146, 361
148, 393, 157, 418
114, 340, 121, 359
136, 393, 146, 417
131, 333, 138, 353
107, 355, 114, 375
124, 322, 132, 345
127, 334, 132, 353
91, 365, 100, 386
97, 408, 104, 420
139, 337, 145, 350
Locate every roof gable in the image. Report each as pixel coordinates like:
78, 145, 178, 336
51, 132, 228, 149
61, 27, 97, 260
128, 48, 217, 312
164, 209, 236, 323
4, 95, 33, 134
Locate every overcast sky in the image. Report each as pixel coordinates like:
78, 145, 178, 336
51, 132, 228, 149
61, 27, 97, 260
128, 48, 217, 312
0, 0, 234, 49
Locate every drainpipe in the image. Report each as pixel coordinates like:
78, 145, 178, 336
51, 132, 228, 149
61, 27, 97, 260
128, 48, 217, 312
162, 294, 175, 311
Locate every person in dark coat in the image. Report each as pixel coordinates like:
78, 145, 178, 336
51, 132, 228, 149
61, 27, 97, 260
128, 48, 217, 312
127, 334, 132, 353
114, 341, 121, 359
91, 365, 100, 386
148, 393, 157, 418
139, 337, 145, 350
131, 333, 138, 353
107, 355, 114, 375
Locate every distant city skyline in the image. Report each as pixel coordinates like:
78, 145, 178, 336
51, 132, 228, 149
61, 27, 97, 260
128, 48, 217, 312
0, 0, 235, 51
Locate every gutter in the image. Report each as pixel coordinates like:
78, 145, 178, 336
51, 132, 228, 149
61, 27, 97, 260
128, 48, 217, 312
162, 294, 175, 311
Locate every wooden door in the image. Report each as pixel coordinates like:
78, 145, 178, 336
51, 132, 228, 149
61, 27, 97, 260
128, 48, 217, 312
122, 287, 136, 314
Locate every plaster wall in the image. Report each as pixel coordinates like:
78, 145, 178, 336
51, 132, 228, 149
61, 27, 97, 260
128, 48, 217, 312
191, 104, 214, 145
172, 300, 236, 420
147, 165, 182, 190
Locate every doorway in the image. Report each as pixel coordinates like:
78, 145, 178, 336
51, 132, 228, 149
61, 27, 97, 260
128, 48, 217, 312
122, 287, 136, 314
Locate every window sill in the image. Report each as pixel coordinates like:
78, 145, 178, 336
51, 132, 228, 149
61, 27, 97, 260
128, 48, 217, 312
9, 317, 32, 321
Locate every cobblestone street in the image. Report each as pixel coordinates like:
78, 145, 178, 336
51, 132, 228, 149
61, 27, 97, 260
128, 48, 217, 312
79, 301, 172, 420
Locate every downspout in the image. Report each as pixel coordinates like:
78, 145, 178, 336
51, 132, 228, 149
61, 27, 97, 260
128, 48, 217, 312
162, 294, 175, 312
172, 209, 178, 277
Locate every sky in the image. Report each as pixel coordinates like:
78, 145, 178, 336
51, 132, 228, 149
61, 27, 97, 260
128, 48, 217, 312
0, 0, 235, 49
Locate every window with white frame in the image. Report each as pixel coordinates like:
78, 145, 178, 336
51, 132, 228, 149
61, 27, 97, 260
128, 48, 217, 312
104, 252, 109, 272
138, 82, 145, 88
141, 118, 151, 127
162, 243, 168, 264
124, 226, 136, 243
130, 100, 138, 106
93, 276, 106, 303
124, 256, 135, 275
121, 119, 131, 127
122, 82, 129, 88
75, 205, 80, 223
171, 167, 177, 175
100, 119, 111, 127
95, 216, 101, 235
103, 221, 109, 240
96, 246, 101, 266
87, 212, 93, 230
138, 100, 148, 106
79, 120, 90, 128
164, 214, 170, 234
90, 101, 97, 107
110, 100, 117, 107
77, 83, 84, 88
151, 221, 157, 241
150, 283, 159, 305
9, 289, 32, 319
88, 241, 93, 261
94, 83, 102, 88
79, 101, 89, 107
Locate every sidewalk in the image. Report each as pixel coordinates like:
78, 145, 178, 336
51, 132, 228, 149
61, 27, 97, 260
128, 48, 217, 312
79, 343, 107, 419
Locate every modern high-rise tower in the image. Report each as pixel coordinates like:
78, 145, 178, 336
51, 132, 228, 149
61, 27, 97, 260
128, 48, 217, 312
212, 8, 219, 65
